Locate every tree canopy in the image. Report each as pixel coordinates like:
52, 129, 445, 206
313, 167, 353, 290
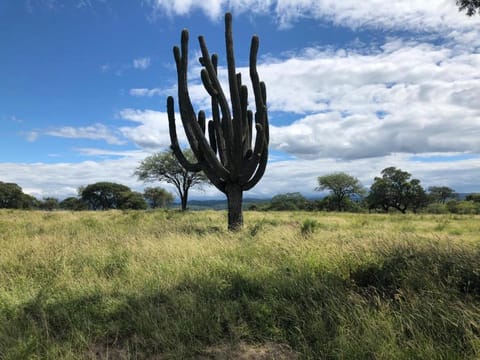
457, 0, 480, 15
143, 187, 174, 209
269, 192, 308, 211
316, 172, 365, 211
0, 181, 37, 209
428, 186, 457, 204
367, 167, 427, 213
79, 182, 144, 210
135, 150, 207, 211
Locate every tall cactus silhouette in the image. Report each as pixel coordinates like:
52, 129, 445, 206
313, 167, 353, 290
167, 13, 269, 230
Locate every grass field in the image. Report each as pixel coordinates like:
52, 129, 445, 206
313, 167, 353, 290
0, 209, 479, 359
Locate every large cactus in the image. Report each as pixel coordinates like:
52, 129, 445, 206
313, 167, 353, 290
167, 12, 269, 230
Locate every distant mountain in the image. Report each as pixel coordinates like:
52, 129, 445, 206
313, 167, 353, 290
172, 198, 271, 210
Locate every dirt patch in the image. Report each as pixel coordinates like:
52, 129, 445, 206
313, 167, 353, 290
199, 341, 299, 359
86, 341, 298, 359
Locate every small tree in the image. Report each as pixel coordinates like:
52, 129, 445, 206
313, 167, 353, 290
80, 182, 132, 210
465, 193, 480, 202
0, 181, 37, 209
428, 186, 457, 204
135, 150, 207, 211
316, 172, 365, 211
269, 192, 307, 211
118, 191, 148, 210
40, 197, 59, 211
143, 187, 174, 209
59, 197, 87, 211
367, 167, 426, 213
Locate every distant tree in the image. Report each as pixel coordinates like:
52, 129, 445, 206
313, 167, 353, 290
367, 167, 427, 213
457, 0, 480, 15
59, 197, 87, 211
269, 192, 307, 211
39, 197, 59, 211
80, 182, 132, 210
135, 150, 207, 211
465, 193, 480, 202
118, 191, 148, 210
0, 181, 37, 209
409, 179, 429, 213
143, 187, 174, 208
316, 172, 365, 211
428, 186, 457, 204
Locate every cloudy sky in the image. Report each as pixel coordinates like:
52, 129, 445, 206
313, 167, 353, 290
1, 0, 480, 200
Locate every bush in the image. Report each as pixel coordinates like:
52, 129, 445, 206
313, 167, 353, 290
447, 200, 478, 214
456, 201, 477, 214
425, 203, 449, 214
301, 218, 319, 236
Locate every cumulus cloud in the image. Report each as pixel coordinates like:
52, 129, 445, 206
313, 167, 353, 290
118, 108, 187, 150
25, 123, 125, 145
2, 152, 479, 200
130, 88, 162, 97
260, 41, 480, 159
146, 0, 480, 38
249, 153, 480, 198
133, 57, 151, 69
146, 39, 480, 160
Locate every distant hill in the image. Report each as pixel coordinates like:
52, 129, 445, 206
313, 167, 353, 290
171, 198, 271, 210
171, 193, 473, 210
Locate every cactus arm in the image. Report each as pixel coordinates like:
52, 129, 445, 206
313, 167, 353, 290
173, 32, 230, 182
167, 96, 203, 173
198, 110, 206, 134
242, 147, 268, 191
225, 13, 243, 177
208, 120, 217, 154
210, 54, 228, 166
198, 36, 234, 170
245, 110, 253, 156
239, 122, 266, 185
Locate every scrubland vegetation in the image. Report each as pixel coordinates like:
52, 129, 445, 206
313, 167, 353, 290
0, 209, 479, 359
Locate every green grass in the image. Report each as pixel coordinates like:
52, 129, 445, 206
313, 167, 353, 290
0, 210, 479, 359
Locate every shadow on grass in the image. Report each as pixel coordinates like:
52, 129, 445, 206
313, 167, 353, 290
1, 245, 480, 359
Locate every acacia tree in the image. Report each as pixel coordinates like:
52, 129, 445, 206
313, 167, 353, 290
80, 182, 137, 210
135, 150, 207, 211
316, 172, 365, 211
428, 186, 457, 204
143, 187, 174, 208
0, 181, 37, 209
367, 167, 427, 213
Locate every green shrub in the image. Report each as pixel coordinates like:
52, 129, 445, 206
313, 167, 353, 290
300, 218, 319, 236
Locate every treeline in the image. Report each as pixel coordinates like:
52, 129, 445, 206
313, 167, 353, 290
1, 166, 480, 214
0, 181, 174, 211
253, 167, 480, 214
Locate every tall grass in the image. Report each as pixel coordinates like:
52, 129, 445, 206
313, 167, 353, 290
0, 210, 479, 359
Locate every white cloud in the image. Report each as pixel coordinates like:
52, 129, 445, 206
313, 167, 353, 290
146, 0, 480, 39
258, 41, 480, 160
130, 88, 162, 97
249, 153, 480, 198
35, 123, 125, 145
150, 39, 480, 160
118, 108, 187, 150
133, 57, 151, 69
1, 152, 479, 200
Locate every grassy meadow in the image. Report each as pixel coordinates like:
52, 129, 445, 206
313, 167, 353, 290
0, 209, 479, 359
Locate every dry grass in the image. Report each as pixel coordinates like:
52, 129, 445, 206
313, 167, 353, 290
0, 209, 479, 359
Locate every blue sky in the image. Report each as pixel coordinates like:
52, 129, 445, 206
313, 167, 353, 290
1, 0, 480, 200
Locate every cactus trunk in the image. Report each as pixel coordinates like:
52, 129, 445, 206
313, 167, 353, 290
167, 13, 269, 230
226, 183, 243, 231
